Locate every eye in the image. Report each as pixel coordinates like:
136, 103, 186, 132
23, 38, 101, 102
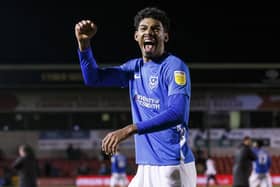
153, 28, 160, 32
139, 27, 146, 32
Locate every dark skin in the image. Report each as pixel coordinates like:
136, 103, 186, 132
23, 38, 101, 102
75, 18, 169, 155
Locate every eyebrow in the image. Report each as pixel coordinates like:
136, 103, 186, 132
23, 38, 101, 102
139, 24, 162, 28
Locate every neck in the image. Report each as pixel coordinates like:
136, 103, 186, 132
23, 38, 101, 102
143, 51, 168, 63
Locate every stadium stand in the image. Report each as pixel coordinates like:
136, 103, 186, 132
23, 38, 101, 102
1, 155, 280, 179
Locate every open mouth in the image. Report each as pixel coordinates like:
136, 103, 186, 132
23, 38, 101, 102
144, 41, 155, 52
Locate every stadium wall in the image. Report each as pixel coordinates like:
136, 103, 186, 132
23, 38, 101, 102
0, 129, 280, 158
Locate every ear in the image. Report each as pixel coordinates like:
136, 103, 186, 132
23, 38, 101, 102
134, 31, 139, 42
164, 33, 169, 42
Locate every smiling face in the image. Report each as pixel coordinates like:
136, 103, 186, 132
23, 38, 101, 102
134, 18, 169, 62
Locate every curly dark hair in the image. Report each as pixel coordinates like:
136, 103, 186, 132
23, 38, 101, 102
134, 7, 170, 32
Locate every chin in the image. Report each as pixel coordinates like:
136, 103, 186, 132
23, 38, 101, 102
144, 51, 155, 58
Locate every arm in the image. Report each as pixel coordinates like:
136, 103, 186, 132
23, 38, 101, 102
78, 48, 129, 87
75, 20, 96, 51
248, 147, 257, 161
11, 157, 24, 170
101, 93, 187, 154
75, 20, 129, 87
136, 94, 187, 134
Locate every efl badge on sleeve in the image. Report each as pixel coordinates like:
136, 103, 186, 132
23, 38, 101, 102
174, 71, 186, 85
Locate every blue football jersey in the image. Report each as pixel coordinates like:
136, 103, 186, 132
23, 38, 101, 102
252, 148, 271, 173
111, 153, 127, 174
79, 49, 195, 165
120, 55, 194, 165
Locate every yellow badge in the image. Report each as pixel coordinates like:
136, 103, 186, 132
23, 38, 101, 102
174, 71, 186, 85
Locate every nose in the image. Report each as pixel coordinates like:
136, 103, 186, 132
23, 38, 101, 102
145, 27, 154, 35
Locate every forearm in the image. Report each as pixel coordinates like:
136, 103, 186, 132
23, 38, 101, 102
136, 94, 188, 134
78, 48, 129, 87
78, 39, 91, 51
78, 48, 99, 85
123, 124, 138, 136
12, 157, 23, 169
101, 124, 137, 155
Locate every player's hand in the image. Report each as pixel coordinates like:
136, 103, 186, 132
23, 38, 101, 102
75, 20, 97, 50
75, 20, 97, 41
101, 124, 137, 155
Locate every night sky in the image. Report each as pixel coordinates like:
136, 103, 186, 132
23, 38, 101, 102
0, 1, 279, 64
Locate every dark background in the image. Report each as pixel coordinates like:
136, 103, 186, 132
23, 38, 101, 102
0, 0, 279, 64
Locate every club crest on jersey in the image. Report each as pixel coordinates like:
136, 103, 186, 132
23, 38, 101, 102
149, 75, 159, 89
174, 71, 186, 85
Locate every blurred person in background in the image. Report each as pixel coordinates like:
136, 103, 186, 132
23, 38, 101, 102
98, 162, 109, 175
205, 154, 219, 187
66, 143, 75, 160
11, 144, 38, 187
43, 159, 52, 177
195, 148, 206, 174
77, 161, 91, 175
233, 136, 256, 187
110, 148, 128, 187
249, 140, 272, 187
